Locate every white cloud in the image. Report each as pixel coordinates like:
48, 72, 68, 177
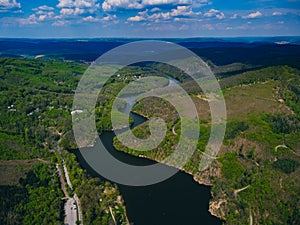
242, 11, 262, 19
192, 0, 210, 8
57, 0, 100, 16
204, 9, 218, 17
83, 15, 100, 21
52, 20, 68, 26
141, 0, 191, 6
128, 15, 145, 21
150, 7, 161, 12
102, 14, 117, 21
38, 15, 47, 21
60, 8, 75, 15
0, 0, 21, 11
83, 14, 118, 23
57, 0, 75, 8
30, 5, 55, 22
102, 0, 208, 11
17, 14, 38, 25
33, 5, 54, 11
171, 5, 200, 17
230, 13, 238, 19
272, 11, 282, 16
102, 0, 143, 11
216, 12, 225, 19
204, 9, 225, 19
127, 5, 201, 22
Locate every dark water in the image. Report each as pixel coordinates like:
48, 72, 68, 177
74, 77, 222, 225
74, 111, 222, 225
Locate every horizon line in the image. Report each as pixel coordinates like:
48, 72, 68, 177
0, 35, 299, 40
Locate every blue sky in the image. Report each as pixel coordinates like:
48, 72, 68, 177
0, 0, 299, 37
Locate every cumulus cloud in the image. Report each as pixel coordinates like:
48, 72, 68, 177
29, 5, 55, 22
102, 14, 118, 21
83, 15, 99, 21
57, 0, 100, 16
242, 11, 262, 19
83, 14, 118, 23
0, 0, 21, 11
102, 0, 143, 11
142, 0, 191, 6
204, 9, 225, 19
127, 5, 200, 22
60, 8, 75, 15
17, 14, 38, 25
102, 0, 208, 11
216, 12, 225, 19
57, 0, 75, 8
33, 5, 54, 11
128, 15, 145, 21
60, 7, 85, 15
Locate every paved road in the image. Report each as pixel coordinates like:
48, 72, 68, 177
65, 198, 77, 225
57, 162, 82, 225
63, 161, 83, 224
74, 193, 83, 224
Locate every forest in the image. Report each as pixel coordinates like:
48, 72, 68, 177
0, 57, 299, 225
0, 58, 129, 225
113, 64, 300, 224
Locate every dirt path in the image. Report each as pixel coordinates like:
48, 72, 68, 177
200, 151, 218, 159
172, 126, 177, 136
275, 144, 288, 152
234, 185, 250, 199
56, 164, 69, 198
109, 206, 117, 225
63, 161, 73, 190
249, 212, 253, 225
274, 144, 289, 161
37, 158, 50, 163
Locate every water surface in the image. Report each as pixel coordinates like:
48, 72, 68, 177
74, 77, 222, 225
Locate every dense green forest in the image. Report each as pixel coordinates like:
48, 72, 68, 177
113, 65, 300, 224
0, 162, 64, 225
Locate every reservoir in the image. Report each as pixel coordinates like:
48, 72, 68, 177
74, 77, 222, 225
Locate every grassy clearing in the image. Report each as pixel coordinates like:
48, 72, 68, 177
0, 160, 39, 185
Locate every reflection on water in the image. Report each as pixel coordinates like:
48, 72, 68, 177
74, 77, 222, 225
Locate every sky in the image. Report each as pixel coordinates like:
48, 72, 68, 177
0, 0, 299, 38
